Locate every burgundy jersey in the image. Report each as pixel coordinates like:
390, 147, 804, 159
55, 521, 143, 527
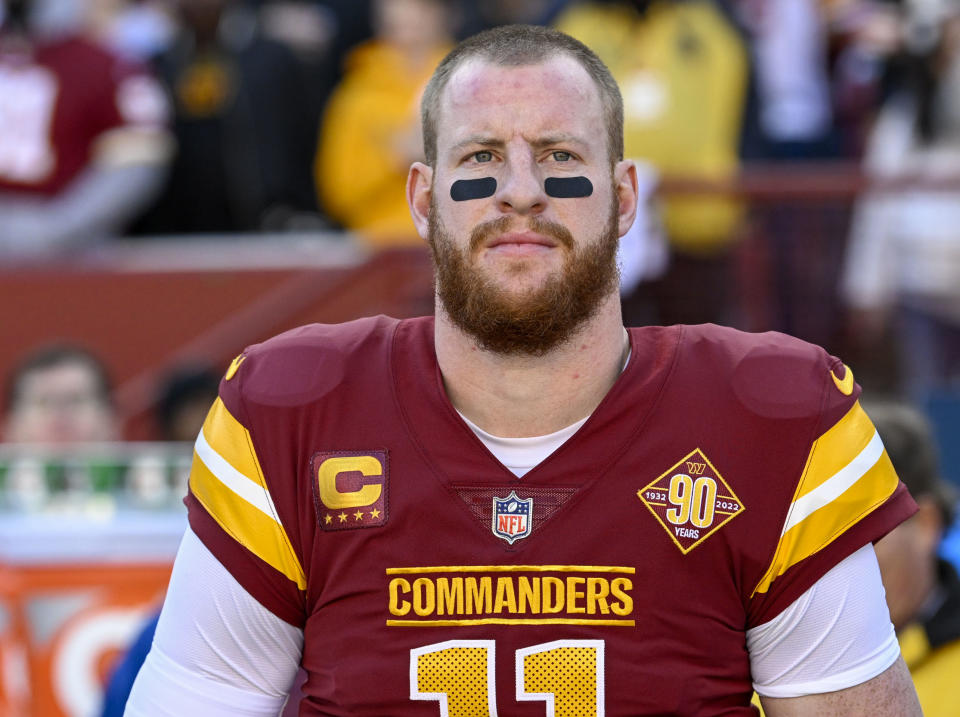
186, 317, 915, 716
0, 34, 167, 195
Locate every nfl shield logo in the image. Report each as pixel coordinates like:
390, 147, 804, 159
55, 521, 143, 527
492, 491, 532, 544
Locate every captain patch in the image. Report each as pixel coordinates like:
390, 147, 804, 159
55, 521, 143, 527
312, 451, 388, 531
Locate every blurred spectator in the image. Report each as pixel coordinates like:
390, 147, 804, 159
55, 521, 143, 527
99, 612, 160, 717
256, 0, 373, 76
825, 0, 906, 154
256, 0, 374, 128
2, 344, 117, 444
315, 0, 456, 245
738, 0, 838, 159
103, 0, 178, 61
842, 4, 960, 400
98, 362, 258, 717
458, 0, 559, 34
134, 0, 322, 234
554, 0, 750, 326
870, 399, 960, 716
99, 615, 306, 717
736, 0, 845, 350
734, 1, 906, 351
0, 0, 172, 257
737, 0, 906, 157
155, 364, 220, 441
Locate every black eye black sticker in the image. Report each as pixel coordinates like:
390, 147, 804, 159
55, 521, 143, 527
451, 177, 497, 201
450, 176, 594, 201
545, 176, 593, 198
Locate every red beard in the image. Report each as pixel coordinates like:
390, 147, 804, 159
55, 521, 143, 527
428, 193, 621, 356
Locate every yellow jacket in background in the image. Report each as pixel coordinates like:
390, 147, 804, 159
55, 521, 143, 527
316, 41, 449, 247
898, 619, 960, 715
555, 0, 748, 254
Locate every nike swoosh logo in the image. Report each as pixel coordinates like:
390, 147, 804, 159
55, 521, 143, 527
830, 364, 854, 396
225, 354, 246, 381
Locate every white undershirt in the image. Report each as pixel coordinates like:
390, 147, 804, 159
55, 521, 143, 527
459, 412, 589, 477
125, 424, 900, 715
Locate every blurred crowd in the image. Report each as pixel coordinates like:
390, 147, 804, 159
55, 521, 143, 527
0, 0, 959, 396
3, 0, 960, 714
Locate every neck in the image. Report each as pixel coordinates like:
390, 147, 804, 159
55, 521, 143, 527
435, 292, 629, 437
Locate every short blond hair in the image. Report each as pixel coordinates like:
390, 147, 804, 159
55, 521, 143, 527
421, 24, 624, 167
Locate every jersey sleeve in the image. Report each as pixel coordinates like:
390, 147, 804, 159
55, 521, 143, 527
748, 544, 899, 697
747, 358, 917, 626
184, 352, 307, 627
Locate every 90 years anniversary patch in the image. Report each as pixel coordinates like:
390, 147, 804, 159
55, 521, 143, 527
636, 448, 745, 553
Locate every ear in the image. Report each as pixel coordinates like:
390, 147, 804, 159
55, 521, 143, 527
406, 161, 433, 240
613, 159, 639, 238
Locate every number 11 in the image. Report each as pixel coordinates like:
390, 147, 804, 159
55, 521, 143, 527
411, 639, 604, 716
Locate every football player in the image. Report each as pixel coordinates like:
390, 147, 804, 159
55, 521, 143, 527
126, 25, 921, 716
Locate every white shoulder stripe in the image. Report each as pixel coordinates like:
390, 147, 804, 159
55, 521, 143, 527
781, 431, 884, 536
195, 428, 280, 521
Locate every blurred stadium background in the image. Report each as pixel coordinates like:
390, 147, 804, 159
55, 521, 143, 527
2, 0, 960, 714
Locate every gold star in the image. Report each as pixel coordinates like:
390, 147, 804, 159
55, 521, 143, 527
338, 512, 348, 523
354, 510, 364, 521
324, 514, 332, 525
370, 509, 381, 519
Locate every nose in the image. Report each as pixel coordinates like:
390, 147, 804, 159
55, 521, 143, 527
495, 148, 547, 216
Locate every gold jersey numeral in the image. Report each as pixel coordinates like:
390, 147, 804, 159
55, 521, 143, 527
667, 474, 718, 528
517, 640, 604, 716
410, 639, 604, 716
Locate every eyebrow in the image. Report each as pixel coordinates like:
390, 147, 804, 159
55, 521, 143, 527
530, 134, 587, 151
450, 136, 505, 154
449, 133, 589, 155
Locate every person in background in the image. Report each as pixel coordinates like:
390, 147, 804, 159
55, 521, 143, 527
98, 365, 219, 716
255, 0, 373, 141
154, 364, 221, 442
135, 0, 321, 234
0, 0, 172, 257
2, 344, 117, 444
99, 360, 284, 717
315, 0, 456, 245
101, 0, 178, 61
842, 1, 960, 402
458, 0, 561, 34
736, 0, 908, 357
870, 399, 960, 717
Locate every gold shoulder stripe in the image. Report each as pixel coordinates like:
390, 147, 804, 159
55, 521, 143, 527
201, 397, 265, 491
752, 402, 898, 596
792, 401, 876, 501
189, 398, 306, 590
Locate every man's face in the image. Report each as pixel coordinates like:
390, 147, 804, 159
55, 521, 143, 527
3, 362, 116, 444
409, 56, 636, 355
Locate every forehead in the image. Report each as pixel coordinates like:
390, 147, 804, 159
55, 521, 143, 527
436, 55, 604, 152
19, 362, 99, 397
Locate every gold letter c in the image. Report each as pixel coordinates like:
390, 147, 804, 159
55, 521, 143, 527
318, 456, 383, 509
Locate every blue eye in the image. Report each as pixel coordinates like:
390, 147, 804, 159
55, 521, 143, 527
552, 151, 572, 161
473, 151, 493, 163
